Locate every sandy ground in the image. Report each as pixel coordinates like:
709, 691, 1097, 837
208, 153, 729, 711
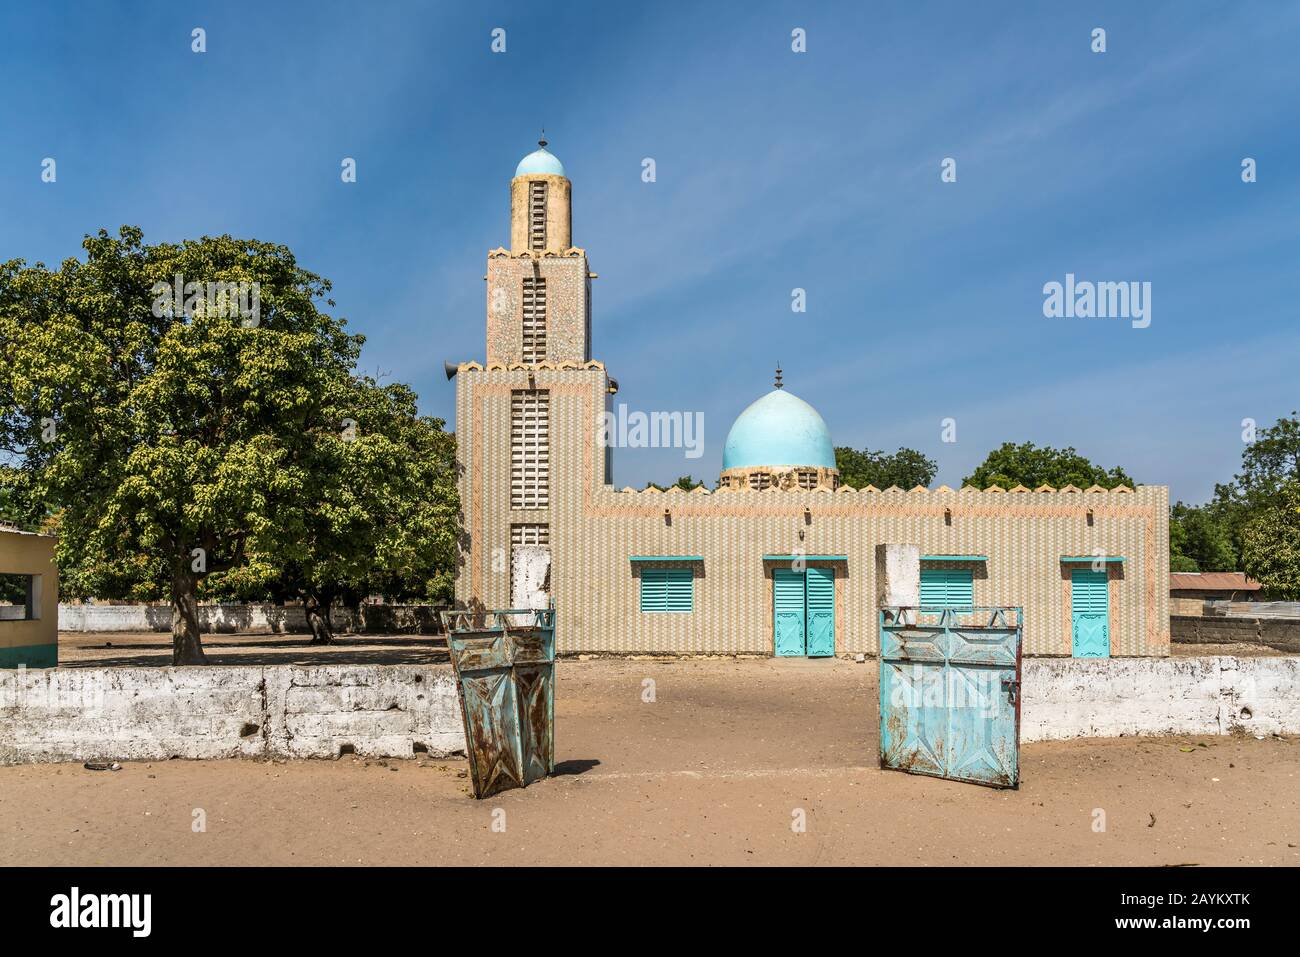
2, 657, 1297, 866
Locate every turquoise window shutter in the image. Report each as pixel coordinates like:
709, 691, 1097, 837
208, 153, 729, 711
920, 568, 974, 608
664, 567, 693, 611
640, 567, 693, 612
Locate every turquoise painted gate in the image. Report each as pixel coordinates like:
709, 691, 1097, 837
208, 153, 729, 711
879, 607, 1022, 788
1071, 568, 1110, 657
773, 567, 835, 657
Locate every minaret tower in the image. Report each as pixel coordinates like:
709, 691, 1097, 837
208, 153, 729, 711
485, 134, 592, 365
454, 137, 610, 614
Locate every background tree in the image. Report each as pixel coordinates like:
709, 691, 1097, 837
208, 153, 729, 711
834, 447, 937, 489
962, 442, 1134, 489
1241, 480, 1300, 599
0, 227, 362, 663
1169, 501, 1237, 572
1211, 412, 1300, 566
643, 475, 706, 491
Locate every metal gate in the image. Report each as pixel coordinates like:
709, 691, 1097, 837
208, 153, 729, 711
879, 606, 1022, 788
441, 608, 556, 799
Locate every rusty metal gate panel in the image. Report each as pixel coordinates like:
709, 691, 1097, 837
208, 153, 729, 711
441, 608, 555, 799
879, 606, 1022, 789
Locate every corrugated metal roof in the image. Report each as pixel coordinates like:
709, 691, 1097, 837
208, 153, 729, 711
1169, 572, 1262, 592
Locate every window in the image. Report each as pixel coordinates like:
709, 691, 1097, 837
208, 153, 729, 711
919, 568, 974, 609
510, 523, 549, 546
529, 181, 547, 250
796, 469, 818, 490
0, 573, 38, 621
748, 471, 772, 490
639, 567, 694, 613
521, 277, 547, 362
510, 390, 549, 508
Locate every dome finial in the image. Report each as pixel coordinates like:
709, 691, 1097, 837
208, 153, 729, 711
538, 129, 547, 149
774, 364, 784, 389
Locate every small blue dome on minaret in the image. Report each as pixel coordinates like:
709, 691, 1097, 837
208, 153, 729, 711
515, 132, 566, 177
722, 369, 836, 470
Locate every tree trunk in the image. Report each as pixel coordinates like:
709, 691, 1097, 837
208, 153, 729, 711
305, 592, 334, 644
171, 567, 207, 665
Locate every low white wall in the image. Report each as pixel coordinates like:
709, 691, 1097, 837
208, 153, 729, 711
0, 664, 464, 764
58, 603, 325, 633
4, 656, 1296, 766
1022, 656, 1300, 741
57, 603, 448, 634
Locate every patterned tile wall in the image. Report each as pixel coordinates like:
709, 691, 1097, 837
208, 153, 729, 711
456, 367, 1170, 657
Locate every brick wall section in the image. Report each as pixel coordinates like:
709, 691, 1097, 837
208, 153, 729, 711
1171, 614, 1300, 653
0, 664, 464, 764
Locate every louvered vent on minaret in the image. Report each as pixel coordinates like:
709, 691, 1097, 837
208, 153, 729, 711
528, 181, 547, 250
521, 277, 547, 362
510, 523, 550, 546
511, 389, 550, 508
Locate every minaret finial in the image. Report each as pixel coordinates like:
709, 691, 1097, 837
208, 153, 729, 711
774, 364, 784, 389
539, 129, 547, 149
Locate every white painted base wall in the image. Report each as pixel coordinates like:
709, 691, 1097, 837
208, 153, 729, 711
1021, 656, 1300, 741
0, 664, 464, 764
2, 656, 1296, 766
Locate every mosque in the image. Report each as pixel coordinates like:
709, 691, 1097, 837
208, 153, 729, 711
449, 139, 1170, 657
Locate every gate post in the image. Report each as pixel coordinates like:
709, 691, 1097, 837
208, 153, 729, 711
875, 543, 920, 627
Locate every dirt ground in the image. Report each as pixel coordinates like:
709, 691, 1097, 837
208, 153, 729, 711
3, 657, 1297, 866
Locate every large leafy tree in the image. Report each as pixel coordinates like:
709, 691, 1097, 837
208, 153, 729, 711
232, 377, 459, 643
1241, 480, 1300, 599
962, 442, 1134, 490
0, 227, 362, 663
834, 447, 937, 489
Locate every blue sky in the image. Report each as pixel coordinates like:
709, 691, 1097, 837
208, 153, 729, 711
1, 2, 1297, 503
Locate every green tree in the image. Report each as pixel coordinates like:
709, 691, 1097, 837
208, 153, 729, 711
1169, 501, 1237, 572
1241, 480, 1300, 599
237, 377, 459, 643
1212, 412, 1300, 566
962, 442, 1134, 490
0, 227, 363, 663
643, 475, 705, 491
834, 447, 937, 489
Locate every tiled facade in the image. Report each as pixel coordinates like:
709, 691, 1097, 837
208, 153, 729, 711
453, 152, 1171, 658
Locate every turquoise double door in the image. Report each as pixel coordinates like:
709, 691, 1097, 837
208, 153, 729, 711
1070, 568, 1110, 657
773, 567, 835, 657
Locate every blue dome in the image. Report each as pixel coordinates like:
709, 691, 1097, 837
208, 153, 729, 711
722, 389, 836, 470
515, 146, 565, 177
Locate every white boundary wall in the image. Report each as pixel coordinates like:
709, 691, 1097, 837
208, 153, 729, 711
1021, 656, 1300, 741
59, 603, 334, 633
0, 664, 464, 764
2, 656, 1297, 765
